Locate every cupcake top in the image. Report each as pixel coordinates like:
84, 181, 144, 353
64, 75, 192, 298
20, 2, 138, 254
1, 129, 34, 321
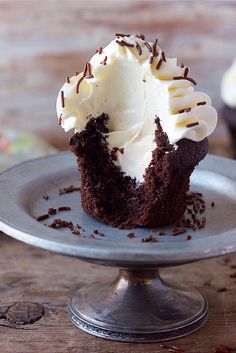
57, 34, 217, 182
221, 59, 236, 108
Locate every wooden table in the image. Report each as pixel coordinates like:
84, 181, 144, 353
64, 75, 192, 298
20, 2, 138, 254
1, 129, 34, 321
0, 233, 236, 352
1, 1, 236, 351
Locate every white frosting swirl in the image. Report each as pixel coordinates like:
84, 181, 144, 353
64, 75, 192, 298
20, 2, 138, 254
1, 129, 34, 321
57, 35, 217, 182
221, 59, 236, 108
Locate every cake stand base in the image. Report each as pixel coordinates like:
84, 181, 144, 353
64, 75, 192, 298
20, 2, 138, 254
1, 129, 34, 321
69, 269, 208, 342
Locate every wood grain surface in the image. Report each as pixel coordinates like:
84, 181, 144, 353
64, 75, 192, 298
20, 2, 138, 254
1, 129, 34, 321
1, 1, 236, 351
0, 233, 236, 352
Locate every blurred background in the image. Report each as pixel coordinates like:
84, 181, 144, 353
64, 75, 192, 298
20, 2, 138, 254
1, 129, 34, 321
1, 0, 236, 169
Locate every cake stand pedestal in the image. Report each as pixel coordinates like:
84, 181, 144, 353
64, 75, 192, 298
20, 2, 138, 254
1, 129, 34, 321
1, 152, 236, 342
70, 268, 207, 342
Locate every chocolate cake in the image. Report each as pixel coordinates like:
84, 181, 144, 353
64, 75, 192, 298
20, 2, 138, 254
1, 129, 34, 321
56, 33, 217, 229
70, 114, 208, 228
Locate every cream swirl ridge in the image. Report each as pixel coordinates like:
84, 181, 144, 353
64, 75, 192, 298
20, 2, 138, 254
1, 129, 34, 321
56, 34, 217, 182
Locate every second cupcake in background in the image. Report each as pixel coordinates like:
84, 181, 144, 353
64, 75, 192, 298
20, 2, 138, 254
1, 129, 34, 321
221, 59, 236, 158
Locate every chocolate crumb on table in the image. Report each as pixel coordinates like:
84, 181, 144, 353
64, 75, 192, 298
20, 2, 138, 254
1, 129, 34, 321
217, 287, 227, 293
186, 235, 192, 240
211, 201, 215, 208
160, 344, 185, 353
43, 194, 49, 200
142, 235, 158, 243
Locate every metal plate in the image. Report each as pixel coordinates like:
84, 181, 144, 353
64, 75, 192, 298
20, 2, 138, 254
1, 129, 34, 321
0, 152, 236, 267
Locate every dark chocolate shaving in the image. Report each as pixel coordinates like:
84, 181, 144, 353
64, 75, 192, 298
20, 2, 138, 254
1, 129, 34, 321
60, 91, 65, 108
173, 76, 197, 85
144, 41, 152, 52
142, 235, 158, 243
59, 185, 80, 195
186, 122, 199, 128
136, 42, 142, 56
36, 214, 49, 222
58, 206, 71, 211
156, 58, 163, 70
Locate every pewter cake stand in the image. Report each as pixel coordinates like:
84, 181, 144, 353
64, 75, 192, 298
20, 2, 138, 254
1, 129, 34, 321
1, 153, 236, 342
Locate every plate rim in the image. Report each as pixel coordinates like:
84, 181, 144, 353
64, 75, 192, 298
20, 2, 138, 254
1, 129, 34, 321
1, 152, 236, 266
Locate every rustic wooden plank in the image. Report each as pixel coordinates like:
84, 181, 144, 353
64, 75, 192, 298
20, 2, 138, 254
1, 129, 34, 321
0, 233, 236, 352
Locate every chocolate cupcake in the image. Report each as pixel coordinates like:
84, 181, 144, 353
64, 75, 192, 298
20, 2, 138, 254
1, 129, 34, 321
221, 59, 236, 157
56, 34, 217, 228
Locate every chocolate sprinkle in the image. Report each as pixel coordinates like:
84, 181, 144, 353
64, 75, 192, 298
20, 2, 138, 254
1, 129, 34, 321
127, 232, 135, 239
60, 91, 65, 108
58, 206, 71, 211
161, 51, 166, 62
66, 77, 70, 84
144, 41, 152, 52
116, 40, 134, 48
76, 76, 84, 94
186, 122, 199, 128
115, 40, 124, 47
49, 219, 73, 230
136, 42, 142, 56
173, 76, 197, 85
59, 185, 80, 195
171, 228, 186, 236
178, 107, 191, 113
149, 56, 154, 64
197, 101, 207, 106
156, 58, 163, 70
142, 235, 158, 243
115, 33, 131, 37
187, 235, 192, 240
48, 208, 57, 215
58, 114, 62, 126
135, 34, 145, 40
85, 74, 94, 79
152, 38, 158, 56
97, 47, 103, 54
100, 56, 108, 65
211, 202, 215, 208
121, 40, 134, 48
36, 214, 49, 222
183, 67, 189, 77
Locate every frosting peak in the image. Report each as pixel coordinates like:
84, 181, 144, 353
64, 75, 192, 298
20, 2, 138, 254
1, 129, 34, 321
57, 34, 217, 182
